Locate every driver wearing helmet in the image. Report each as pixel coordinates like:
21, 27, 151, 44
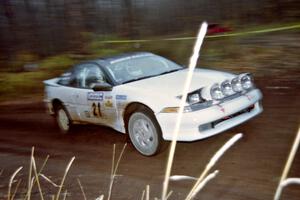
86, 67, 106, 88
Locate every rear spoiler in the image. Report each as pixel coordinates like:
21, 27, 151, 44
43, 78, 60, 87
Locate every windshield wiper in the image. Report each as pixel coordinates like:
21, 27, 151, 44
121, 75, 157, 84
157, 68, 183, 76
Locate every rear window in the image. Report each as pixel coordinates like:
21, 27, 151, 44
57, 72, 72, 86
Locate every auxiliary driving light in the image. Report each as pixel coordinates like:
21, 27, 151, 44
241, 74, 254, 90
221, 80, 235, 96
210, 84, 224, 100
231, 77, 243, 92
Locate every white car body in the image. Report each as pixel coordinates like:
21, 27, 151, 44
44, 52, 263, 153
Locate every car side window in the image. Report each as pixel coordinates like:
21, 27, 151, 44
74, 64, 107, 89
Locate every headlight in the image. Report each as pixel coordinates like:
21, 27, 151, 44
187, 93, 200, 104
178, 89, 205, 105
231, 77, 243, 92
241, 74, 254, 90
221, 80, 235, 96
210, 84, 224, 100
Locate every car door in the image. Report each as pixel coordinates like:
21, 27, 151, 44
72, 63, 117, 126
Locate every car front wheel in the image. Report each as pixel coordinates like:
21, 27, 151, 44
128, 109, 163, 156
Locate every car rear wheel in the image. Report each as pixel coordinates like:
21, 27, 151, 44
55, 105, 72, 134
128, 108, 163, 156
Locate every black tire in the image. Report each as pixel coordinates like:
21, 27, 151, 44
54, 104, 72, 134
127, 107, 164, 156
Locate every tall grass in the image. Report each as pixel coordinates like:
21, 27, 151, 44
77, 178, 87, 200
5, 134, 244, 200
274, 126, 300, 200
7, 167, 22, 200
106, 143, 127, 200
6, 147, 75, 200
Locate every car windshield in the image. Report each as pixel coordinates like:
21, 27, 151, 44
105, 54, 183, 84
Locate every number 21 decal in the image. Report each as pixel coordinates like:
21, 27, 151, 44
92, 102, 102, 117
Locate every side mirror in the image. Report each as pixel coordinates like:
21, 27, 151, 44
92, 82, 113, 91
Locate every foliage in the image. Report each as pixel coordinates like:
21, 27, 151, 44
40, 55, 75, 71
0, 71, 47, 101
0, 28, 299, 102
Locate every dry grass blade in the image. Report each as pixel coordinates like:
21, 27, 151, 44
107, 143, 127, 200
208, 134, 243, 167
26, 147, 34, 200
7, 166, 23, 200
62, 190, 68, 200
145, 185, 150, 200
169, 175, 197, 181
11, 179, 22, 200
0, 169, 4, 176
55, 156, 75, 200
32, 156, 44, 200
284, 178, 300, 186
140, 189, 145, 200
165, 190, 173, 200
39, 155, 50, 173
111, 144, 116, 177
162, 22, 208, 200
185, 133, 242, 200
40, 174, 59, 187
107, 144, 115, 200
189, 170, 219, 200
281, 178, 300, 187
96, 194, 104, 200
24, 154, 49, 200
113, 143, 127, 175
274, 126, 300, 200
77, 178, 87, 200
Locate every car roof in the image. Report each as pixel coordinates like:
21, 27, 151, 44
94, 52, 154, 66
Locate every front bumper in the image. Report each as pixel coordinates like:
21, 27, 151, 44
156, 89, 263, 141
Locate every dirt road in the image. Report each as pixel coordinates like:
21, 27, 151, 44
0, 76, 299, 200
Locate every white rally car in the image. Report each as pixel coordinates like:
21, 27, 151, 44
44, 52, 263, 156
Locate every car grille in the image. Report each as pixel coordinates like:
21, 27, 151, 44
212, 104, 255, 127
198, 104, 255, 132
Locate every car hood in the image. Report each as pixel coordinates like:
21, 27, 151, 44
120, 68, 235, 97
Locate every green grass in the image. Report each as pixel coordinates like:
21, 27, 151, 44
39, 55, 75, 71
0, 72, 48, 101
